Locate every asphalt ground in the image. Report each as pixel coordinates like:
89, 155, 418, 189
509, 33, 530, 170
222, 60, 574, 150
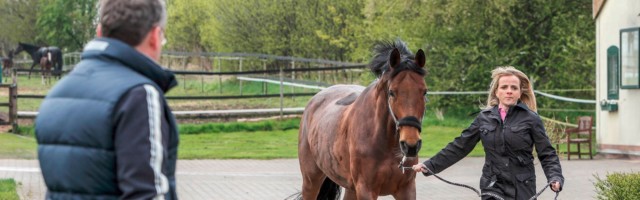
1, 157, 638, 200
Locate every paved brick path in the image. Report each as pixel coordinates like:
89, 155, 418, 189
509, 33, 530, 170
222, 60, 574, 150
1, 157, 638, 199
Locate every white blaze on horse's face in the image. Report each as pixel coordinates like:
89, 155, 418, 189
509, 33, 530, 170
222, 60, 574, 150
387, 49, 427, 158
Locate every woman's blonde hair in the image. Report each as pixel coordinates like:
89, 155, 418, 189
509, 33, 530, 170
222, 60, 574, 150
485, 66, 537, 112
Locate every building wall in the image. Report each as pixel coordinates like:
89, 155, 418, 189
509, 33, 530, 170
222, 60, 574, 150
595, 0, 640, 158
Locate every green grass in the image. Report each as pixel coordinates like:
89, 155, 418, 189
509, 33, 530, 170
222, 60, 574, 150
179, 129, 299, 159
423, 125, 485, 157
179, 118, 300, 134
177, 124, 481, 159
0, 179, 20, 200
0, 133, 37, 159
0, 118, 483, 159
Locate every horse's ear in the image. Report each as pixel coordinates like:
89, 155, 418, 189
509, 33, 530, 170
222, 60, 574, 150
415, 49, 426, 68
389, 48, 401, 69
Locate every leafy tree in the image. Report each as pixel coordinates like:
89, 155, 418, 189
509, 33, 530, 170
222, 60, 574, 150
0, 0, 39, 56
387, 0, 594, 115
166, 0, 215, 52
165, 0, 594, 116
179, 0, 363, 61
35, 0, 98, 51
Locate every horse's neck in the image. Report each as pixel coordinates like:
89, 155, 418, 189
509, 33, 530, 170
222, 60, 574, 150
20, 45, 40, 56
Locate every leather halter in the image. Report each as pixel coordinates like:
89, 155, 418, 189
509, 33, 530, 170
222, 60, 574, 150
386, 82, 424, 133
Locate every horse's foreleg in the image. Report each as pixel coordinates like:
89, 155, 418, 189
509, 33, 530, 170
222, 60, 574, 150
29, 63, 38, 79
343, 188, 357, 200
300, 169, 326, 199
354, 183, 379, 200
298, 133, 328, 199
392, 182, 417, 200
47, 69, 51, 85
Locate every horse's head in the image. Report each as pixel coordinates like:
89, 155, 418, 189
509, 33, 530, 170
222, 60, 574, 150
387, 48, 426, 157
14, 43, 24, 55
371, 40, 427, 158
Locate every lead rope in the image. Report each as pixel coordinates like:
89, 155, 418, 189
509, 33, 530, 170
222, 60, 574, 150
400, 166, 558, 200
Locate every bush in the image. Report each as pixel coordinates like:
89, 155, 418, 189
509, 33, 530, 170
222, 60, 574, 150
594, 172, 640, 200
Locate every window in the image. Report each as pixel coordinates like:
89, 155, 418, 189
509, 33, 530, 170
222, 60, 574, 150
620, 28, 640, 89
607, 46, 619, 99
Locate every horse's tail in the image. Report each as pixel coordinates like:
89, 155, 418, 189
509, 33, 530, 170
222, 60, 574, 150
317, 178, 341, 200
286, 178, 341, 200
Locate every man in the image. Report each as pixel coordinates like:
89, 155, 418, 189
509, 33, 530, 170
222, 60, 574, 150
35, 0, 178, 199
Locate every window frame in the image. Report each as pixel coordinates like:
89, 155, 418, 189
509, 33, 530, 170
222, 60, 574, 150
619, 27, 640, 89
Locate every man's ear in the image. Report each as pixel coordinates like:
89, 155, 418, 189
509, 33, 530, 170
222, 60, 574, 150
149, 26, 162, 50
96, 24, 103, 37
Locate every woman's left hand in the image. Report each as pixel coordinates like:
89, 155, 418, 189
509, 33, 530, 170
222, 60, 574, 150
412, 163, 427, 173
550, 181, 561, 192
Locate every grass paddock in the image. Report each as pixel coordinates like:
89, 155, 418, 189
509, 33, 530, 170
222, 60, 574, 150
0, 179, 19, 200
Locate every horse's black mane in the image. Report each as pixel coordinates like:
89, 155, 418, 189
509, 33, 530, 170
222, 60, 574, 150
369, 39, 425, 78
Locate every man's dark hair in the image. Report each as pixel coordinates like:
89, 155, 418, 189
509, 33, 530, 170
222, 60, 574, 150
99, 0, 166, 46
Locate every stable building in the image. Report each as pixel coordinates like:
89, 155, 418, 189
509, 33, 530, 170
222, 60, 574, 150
594, 0, 640, 159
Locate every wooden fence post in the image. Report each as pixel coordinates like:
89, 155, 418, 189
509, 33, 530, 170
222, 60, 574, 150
200, 56, 204, 92
290, 60, 295, 102
9, 83, 17, 133
218, 57, 222, 94
239, 58, 243, 96
262, 59, 267, 94
279, 64, 284, 120
182, 56, 188, 90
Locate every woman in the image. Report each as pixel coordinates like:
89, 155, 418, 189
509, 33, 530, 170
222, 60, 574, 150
413, 66, 563, 199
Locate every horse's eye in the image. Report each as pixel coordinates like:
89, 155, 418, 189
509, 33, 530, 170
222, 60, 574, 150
389, 90, 395, 97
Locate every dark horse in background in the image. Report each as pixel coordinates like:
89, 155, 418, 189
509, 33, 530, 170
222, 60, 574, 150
297, 40, 428, 199
14, 43, 63, 80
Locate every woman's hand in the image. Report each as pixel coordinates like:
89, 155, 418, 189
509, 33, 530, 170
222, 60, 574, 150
550, 181, 562, 192
412, 163, 427, 173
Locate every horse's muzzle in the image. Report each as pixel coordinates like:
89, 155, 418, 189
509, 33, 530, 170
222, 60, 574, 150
400, 139, 422, 157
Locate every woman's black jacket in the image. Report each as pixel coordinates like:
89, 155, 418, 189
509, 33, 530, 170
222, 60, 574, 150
423, 102, 564, 199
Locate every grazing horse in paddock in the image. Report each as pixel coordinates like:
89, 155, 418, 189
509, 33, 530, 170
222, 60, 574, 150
39, 48, 53, 85
297, 40, 428, 200
14, 43, 63, 79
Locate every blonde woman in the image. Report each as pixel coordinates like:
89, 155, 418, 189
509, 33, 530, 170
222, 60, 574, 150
413, 66, 563, 199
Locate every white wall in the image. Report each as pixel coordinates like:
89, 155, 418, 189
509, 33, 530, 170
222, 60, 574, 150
595, 0, 640, 157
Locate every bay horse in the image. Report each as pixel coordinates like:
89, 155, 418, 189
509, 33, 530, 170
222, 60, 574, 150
39, 48, 53, 85
1, 50, 13, 81
14, 43, 63, 79
298, 40, 427, 199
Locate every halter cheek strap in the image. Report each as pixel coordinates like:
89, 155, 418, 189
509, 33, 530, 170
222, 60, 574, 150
387, 86, 424, 133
